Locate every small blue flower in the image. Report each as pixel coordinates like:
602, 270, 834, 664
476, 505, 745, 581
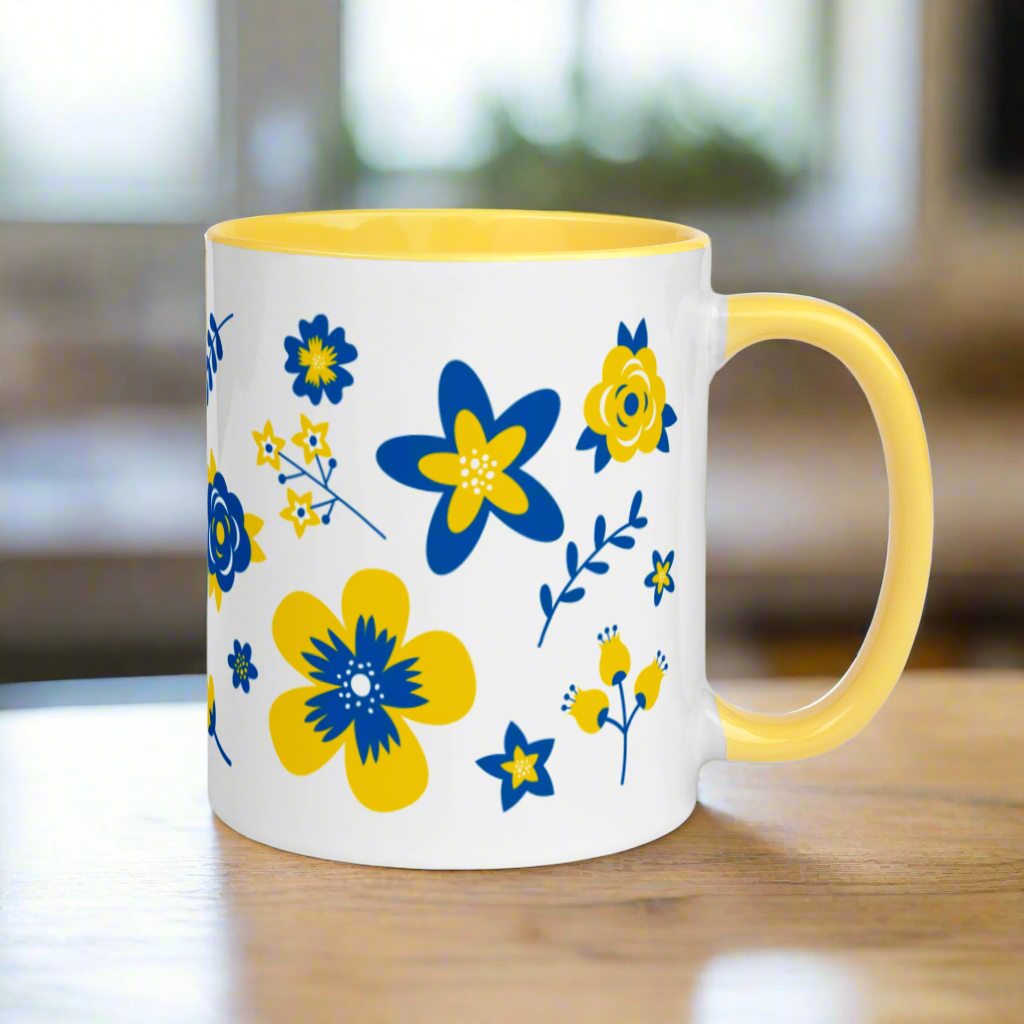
643, 549, 675, 607
376, 360, 564, 575
476, 721, 555, 812
227, 640, 259, 693
284, 314, 357, 405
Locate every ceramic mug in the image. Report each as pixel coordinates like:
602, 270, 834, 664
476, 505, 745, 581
204, 210, 932, 868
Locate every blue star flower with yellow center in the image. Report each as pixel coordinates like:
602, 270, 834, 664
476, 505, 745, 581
376, 361, 564, 574
643, 549, 675, 606
476, 721, 555, 812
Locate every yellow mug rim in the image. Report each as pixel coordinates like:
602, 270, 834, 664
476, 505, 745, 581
205, 208, 710, 262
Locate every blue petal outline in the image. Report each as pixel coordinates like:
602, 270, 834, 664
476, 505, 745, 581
504, 720, 528, 754
493, 388, 560, 468
490, 470, 564, 542
425, 490, 490, 575
376, 435, 453, 492
439, 360, 494, 440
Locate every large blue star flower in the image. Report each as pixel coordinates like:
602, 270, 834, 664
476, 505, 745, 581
376, 360, 564, 575
476, 721, 555, 812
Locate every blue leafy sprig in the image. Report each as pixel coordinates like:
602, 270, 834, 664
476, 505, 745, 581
206, 312, 234, 405
537, 490, 647, 647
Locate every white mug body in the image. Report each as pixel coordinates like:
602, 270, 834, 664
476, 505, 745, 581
206, 228, 727, 868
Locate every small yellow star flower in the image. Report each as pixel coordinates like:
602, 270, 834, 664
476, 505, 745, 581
252, 420, 286, 470
280, 488, 320, 538
292, 414, 332, 464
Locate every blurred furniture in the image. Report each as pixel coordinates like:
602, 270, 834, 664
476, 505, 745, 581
2, 671, 1021, 1022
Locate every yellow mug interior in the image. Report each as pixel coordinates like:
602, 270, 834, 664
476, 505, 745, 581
206, 209, 709, 261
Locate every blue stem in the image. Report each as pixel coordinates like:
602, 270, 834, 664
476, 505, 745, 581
536, 521, 633, 647
617, 681, 629, 785
625, 701, 641, 731
213, 729, 231, 766
275, 451, 386, 540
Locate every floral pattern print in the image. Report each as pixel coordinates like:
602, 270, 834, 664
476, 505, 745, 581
207, 451, 264, 611
376, 360, 564, 575
253, 416, 386, 540
562, 626, 667, 785
206, 312, 233, 406
476, 722, 555, 812
228, 640, 258, 693
269, 569, 475, 813
284, 314, 358, 405
208, 675, 231, 765
537, 490, 647, 647
643, 549, 675, 606
577, 319, 677, 473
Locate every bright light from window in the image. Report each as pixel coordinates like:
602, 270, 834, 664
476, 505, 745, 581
344, 0, 577, 170
585, 0, 819, 164
0, 0, 219, 220
344, 0, 818, 170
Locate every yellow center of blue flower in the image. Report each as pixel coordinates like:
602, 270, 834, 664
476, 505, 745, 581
298, 336, 338, 387
215, 521, 225, 544
653, 561, 671, 591
416, 410, 531, 534
500, 745, 539, 789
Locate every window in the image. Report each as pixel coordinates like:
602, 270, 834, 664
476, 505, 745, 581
0, 0, 220, 221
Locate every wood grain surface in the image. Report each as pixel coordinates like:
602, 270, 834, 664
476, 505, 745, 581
1, 672, 1021, 1023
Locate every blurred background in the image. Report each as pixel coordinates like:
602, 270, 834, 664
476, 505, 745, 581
0, 0, 1021, 684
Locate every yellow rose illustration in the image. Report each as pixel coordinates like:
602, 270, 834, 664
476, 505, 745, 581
577, 319, 677, 473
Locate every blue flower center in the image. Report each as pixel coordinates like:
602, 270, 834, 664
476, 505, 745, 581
265, 443, 273, 453
309, 435, 317, 447
300, 616, 428, 763
297, 507, 305, 518
623, 393, 639, 416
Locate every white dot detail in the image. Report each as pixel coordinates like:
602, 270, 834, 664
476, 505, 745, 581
470, 458, 480, 469
461, 468, 469, 477
350, 673, 372, 698
485, 471, 494, 479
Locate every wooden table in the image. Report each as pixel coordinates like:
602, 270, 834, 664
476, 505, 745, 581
2, 672, 1021, 1023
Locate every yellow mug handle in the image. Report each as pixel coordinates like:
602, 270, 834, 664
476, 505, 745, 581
713, 294, 933, 761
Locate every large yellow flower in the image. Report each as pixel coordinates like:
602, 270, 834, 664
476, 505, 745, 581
269, 570, 475, 812
577, 319, 677, 472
